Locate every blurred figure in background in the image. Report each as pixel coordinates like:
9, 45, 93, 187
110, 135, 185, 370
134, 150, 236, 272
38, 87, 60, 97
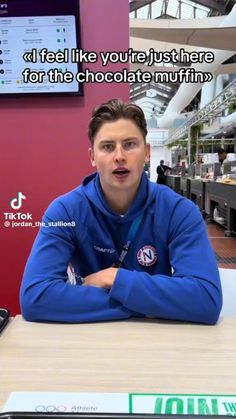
156, 159, 171, 184
217, 148, 228, 164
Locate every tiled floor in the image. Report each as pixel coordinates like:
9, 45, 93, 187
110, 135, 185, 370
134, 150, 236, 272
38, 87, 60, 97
206, 221, 236, 269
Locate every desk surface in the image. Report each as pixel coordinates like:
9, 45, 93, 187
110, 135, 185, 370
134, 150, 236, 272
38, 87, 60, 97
1, 316, 236, 409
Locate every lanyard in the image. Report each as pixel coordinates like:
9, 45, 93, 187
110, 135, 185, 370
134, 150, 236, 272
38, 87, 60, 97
113, 213, 144, 268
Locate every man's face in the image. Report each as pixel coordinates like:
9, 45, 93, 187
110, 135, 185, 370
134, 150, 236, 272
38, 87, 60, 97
219, 152, 227, 163
89, 118, 150, 196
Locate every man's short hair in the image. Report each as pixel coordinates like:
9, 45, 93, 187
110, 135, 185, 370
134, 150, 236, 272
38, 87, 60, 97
217, 148, 226, 155
160, 160, 164, 164
88, 99, 148, 144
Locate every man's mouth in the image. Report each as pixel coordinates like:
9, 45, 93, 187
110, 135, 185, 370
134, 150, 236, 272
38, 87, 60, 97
113, 168, 130, 178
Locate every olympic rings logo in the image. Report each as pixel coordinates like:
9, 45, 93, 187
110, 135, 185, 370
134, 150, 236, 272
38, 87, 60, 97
35, 405, 67, 412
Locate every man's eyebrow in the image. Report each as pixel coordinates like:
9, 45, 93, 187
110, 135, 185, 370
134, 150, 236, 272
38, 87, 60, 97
99, 140, 115, 144
99, 137, 138, 144
123, 137, 139, 142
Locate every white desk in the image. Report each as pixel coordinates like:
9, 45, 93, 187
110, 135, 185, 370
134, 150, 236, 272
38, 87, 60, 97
1, 316, 236, 409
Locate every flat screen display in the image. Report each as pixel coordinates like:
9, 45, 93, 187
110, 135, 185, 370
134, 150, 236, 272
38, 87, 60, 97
0, 0, 82, 96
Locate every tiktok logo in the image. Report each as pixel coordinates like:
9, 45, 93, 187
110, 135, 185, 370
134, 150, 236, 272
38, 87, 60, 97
10, 192, 26, 210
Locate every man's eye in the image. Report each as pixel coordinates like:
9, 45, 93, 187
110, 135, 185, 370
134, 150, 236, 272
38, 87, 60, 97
124, 141, 136, 149
102, 144, 114, 151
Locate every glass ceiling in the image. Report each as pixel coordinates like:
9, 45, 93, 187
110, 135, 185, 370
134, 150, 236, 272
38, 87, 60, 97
129, 0, 234, 120
130, 0, 210, 20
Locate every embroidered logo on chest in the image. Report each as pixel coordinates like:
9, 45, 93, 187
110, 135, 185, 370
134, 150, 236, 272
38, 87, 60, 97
94, 245, 116, 254
137, 245, 157, 266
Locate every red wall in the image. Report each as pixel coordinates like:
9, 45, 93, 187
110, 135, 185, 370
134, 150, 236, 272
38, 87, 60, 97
0, 0, 129, 314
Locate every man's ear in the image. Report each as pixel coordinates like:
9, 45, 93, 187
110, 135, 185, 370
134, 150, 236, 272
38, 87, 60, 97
88, 147, 96, 167
145, 142, 150, 163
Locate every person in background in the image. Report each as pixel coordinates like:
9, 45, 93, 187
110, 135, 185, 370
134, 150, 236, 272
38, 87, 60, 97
20, 99, 222, 325
217, 148, 228, 164
156, 160, 171, 184
144, 162, 150, 177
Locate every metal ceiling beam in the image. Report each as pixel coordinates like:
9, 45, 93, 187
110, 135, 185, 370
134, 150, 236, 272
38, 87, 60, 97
189, 0, 226, 13
129, 0, 156, 13
199, 0, 226, 13
129, 0, 227, 14
165, 79, 236, 144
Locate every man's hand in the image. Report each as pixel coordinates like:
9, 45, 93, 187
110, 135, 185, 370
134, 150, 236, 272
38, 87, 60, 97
82, 267, 118, 289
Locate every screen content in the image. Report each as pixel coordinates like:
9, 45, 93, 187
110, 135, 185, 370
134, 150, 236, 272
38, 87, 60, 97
0, 0, 81, 95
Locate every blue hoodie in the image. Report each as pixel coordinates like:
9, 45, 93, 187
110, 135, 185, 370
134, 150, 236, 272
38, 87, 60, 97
20, 173, 222, 324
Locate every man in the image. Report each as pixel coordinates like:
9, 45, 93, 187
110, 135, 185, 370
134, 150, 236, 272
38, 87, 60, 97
156, 160, 171, 184
20, 99, 222, 324
217, 148, 228, 164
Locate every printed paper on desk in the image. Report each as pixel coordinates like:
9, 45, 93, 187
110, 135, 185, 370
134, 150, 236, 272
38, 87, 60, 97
2, 392, 129, 413
3, 392, 236, 415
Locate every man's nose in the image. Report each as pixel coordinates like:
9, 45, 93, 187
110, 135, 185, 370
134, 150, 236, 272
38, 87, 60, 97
114, 145, 126, 161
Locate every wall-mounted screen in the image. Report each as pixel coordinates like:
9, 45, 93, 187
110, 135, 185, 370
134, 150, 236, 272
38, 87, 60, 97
0, 0, 82, 96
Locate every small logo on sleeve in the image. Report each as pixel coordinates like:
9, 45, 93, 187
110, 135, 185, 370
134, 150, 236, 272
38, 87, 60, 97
137, 245, 157, 266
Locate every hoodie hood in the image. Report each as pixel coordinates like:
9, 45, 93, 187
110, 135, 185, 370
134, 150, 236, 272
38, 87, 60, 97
81, 172, 156, 222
